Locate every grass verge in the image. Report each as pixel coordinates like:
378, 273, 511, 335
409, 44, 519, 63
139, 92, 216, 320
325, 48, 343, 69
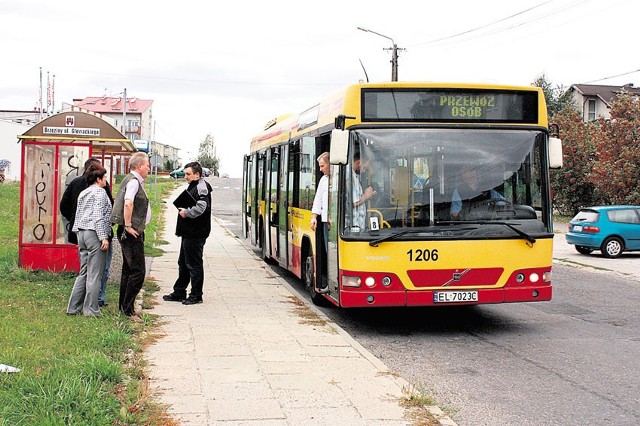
401, 382, 455, 426
0, 178, 178, 425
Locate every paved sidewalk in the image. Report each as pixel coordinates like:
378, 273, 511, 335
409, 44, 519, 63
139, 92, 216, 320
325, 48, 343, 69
145, 188, 455, 425
553, 221, 640, 282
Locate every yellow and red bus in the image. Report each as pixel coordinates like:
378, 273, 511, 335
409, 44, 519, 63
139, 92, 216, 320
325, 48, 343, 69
242, 82, 563, 307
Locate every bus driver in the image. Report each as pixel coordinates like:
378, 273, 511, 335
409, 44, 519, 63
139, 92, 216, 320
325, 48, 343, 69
450, 164, 505, 219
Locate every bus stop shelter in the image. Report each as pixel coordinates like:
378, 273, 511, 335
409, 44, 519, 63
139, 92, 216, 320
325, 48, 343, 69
17, 111, 135, 272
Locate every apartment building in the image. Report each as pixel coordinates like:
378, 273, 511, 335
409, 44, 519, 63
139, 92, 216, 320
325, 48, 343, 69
72, 96, 154, 141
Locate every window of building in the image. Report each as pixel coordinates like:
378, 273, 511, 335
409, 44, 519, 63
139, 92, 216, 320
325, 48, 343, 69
588, 99, 596, 121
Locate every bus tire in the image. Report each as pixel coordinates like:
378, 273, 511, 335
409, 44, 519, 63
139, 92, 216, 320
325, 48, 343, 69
303, 251, 327, 306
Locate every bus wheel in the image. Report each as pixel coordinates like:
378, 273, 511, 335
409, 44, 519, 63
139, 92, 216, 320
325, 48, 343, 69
303, 252, 326, 306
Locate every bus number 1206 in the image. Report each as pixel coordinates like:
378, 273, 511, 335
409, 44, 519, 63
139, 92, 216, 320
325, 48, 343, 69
407, 249, 439, 262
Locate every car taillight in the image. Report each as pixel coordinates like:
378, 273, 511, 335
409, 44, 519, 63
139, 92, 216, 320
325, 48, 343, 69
582, 226, 600, 233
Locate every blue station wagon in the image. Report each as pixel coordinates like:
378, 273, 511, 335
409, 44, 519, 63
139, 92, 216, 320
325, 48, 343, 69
566, 206, 640, 258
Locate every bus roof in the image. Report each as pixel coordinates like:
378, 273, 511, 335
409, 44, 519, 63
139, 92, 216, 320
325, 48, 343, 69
249, 81, 547, 153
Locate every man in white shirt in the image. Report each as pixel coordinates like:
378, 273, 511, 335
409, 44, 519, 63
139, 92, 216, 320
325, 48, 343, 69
310, 152, 330, 292
350, 153, 376, 231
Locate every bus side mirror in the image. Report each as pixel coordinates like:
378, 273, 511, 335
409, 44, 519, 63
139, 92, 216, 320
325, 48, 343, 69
330, 129, 349, 165
549, 137, 563, 169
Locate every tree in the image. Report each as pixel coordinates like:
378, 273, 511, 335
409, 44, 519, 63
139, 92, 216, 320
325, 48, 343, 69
550, 88, 640, 214
533, 74, 575, 117
590, 92, 640, 205
550, 108, 597, 215
164, 159, 176, 171
197, 133, 220, 176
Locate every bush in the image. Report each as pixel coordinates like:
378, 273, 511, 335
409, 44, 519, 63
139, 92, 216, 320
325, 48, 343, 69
550, 108, 597, 215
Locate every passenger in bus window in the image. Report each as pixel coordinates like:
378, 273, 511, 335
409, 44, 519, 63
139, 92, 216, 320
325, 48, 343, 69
351, 152, 376, 230
450, 164, 505, 219
310, 152, 330, 292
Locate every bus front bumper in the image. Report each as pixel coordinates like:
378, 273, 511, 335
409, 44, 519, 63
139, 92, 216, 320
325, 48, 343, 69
339, 285, 552, 308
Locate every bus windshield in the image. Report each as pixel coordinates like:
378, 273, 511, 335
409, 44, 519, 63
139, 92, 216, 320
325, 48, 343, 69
342, 128, 548, 239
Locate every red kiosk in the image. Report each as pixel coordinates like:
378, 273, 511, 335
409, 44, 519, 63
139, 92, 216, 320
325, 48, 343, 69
17, 111, 135, 272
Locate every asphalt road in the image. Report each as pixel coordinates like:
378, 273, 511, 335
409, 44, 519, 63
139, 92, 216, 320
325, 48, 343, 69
210, 177, 640, 425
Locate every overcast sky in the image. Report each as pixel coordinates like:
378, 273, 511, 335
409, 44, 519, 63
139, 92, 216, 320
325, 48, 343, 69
1, 0, 637, 177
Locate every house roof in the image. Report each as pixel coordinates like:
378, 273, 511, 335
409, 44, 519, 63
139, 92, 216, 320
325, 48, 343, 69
571, 84, 640, 107
72, 96, 153, 114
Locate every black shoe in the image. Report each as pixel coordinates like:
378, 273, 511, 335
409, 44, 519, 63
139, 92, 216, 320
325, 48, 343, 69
317, 278, 329, 294
163, 293, 186, 302
98, 301, 109, 307
182, 297, 203, 305
317, 286, 330, 294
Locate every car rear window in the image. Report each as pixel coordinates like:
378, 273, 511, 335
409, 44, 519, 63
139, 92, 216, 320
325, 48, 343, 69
607, 209, 640, 224
571, 210, 599, 222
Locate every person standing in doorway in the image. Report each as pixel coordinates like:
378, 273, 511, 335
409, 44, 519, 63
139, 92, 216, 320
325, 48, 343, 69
163, 162, 212, 305
310, 152, 330, 293
111, 152, 151, 321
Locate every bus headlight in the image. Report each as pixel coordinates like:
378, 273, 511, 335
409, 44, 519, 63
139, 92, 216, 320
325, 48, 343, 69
529, 273, 540, 283
543, 271, 552, 282
381, 276, 392, 287
364, 276, 376, 288
342, 275, 361, 288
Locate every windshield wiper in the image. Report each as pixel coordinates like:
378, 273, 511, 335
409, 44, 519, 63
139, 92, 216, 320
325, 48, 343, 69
369, 229, 413, 247
368, 227, 475, 247
438, 221, 536, 245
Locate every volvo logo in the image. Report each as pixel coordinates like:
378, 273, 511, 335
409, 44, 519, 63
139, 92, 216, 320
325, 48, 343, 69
443, 269, 471, 286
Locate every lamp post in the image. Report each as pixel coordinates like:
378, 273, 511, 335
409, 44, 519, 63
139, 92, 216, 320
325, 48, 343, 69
357, 27, 401, 81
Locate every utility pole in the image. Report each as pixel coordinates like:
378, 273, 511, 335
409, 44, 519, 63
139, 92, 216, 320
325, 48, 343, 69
357, 27, 403, 81
122, 88, 127, 137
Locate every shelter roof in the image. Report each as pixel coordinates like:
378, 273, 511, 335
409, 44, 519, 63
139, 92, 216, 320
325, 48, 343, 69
18, 111, 135, 152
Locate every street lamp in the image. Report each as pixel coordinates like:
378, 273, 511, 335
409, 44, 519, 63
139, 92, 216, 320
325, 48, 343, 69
357, 27, 402, 81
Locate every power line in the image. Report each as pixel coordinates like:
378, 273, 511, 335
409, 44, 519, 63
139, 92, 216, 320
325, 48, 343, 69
583, 68, 640, 84
410, 0, 592, 49
62, 68, 343, 87
410, 0, 556, 47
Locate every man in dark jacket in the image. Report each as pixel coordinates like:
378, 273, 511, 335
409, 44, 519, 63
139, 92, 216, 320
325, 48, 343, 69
163, 162, 212, 305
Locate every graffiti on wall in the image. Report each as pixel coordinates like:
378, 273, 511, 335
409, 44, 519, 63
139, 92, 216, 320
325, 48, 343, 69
22, 145, 54, 244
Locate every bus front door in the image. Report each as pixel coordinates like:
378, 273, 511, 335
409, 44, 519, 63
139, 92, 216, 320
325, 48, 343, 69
277, 145, 289, 267
267, 147, 281, 260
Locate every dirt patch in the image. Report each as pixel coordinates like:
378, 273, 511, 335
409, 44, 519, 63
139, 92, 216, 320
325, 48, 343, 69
283, 295, 336, 331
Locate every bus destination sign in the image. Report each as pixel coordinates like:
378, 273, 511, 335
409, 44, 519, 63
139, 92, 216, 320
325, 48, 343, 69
362, 89, 539, 123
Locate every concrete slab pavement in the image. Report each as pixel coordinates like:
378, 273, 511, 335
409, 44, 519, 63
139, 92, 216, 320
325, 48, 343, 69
145, 187, 456, 425
553, 222, 640, 282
